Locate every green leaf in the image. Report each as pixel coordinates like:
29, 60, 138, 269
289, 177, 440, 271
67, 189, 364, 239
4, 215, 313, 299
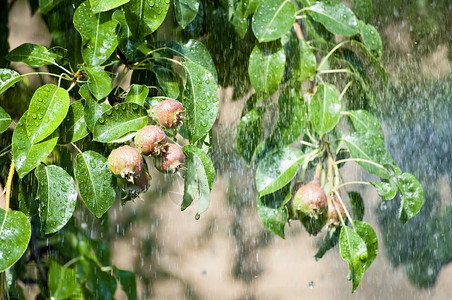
339, 225, 367, 292
347, 109, 382, 135
351, 0, 372, 23
0, 209, 31, 272
13, 112, 58, 178
74, 151, 116, 218
93, 103, 147, 143
350, 40, 387, 85
59, 100, 89, 144
256, 147, 303, 197
231, 1, 248, 38
89, 0, 130, 13
397, 173, 423, 223
257, 186, 290, 238
6, 43, 61, 68
181, 146, 212, 218
124, 0, 170, 39
252, 0, 296, 42
268, 89, 307, 148
182, 60, 219, 143
343, 132, 393, 179
236, 108, 264, 164
113, 267, 137, 300
154, 66, 180, 99
248, 43, 285, 95
83, 98, 111, 132
0, 68, 21, 95
348, 191, 364, 221
169, 40, 218, 81
86, 66, 113, 100
358, 21, 382, 57
35, 165, 77, 234
309, 83, 342, 137
125, 84, 148, 106
183, 145, 215, 189
26, 84, 70, 144
73, 1, 118, 66
78, 84, 96, 102
85, 264, 117, 299
294, 38, 316, 82
174, 0, 200, 29
0, 106, 12, 134
38, 0, 66, 14
353, 220, 378, 272
315, 226, 341, 259
48, 260, 77, 299
307, 1, 359, 36
245, 0, 265, 16
371, 181, 397, 200
112, 10, 149, 63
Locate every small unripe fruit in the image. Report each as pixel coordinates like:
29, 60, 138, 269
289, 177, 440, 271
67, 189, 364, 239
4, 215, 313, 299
293, 179, 328, 235
153, 99, 184, 129
108, 145, 143, 182
134, 125, 168, 156
327, 194, 346, 227
155, 143, 185, 173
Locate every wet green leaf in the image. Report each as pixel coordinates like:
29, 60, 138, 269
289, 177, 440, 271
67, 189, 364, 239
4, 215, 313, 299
182, 60, 219, 143
73, 1, 118, 66
174, 0, 200, 29
0, 209, 31, 272
16, 172, 39, 216
85, 264, 117, 299
294, 38, 316, 82
59, 100, 89, 144
348, 191, 364, 221
309, 83, 342, 137
93, 103, 147, 143
26, 84, 69, 144
351, 0, 372, 23
397, 173, 423, 223
348, 109, 382, 135
0, 68, 21, 95
35, 164, 77, 234
252, 0, 295, 42
183, 145, 215, 190
358, 21, 382, 57
256, 147, 303, 197
307, 1, 359, 36
124, 0, 170, 39
86, 66, 113, 100
38, 0, 66, 14
371, 181, 397, 200
89, 0, 130, 13
83, 98, 111, 132
6, 43, 61, 68
13, 112, 58, 178
74, 151, 116, 218
244, 0, 264, 16
257, 186, 290, 238
248, 43, 285, 95
113, 267, 137, 300
353, 220, 378, 271
112, 10, 149, 62
339, 225, 367, 292
268, 90, 307, 148
350, 40, 387, 85
125, 84, 148, 106
236, 108, 264, 164
231, 1, 248, 38
169, 39, 218, 80
154, 66, 180, 99
343, 132, 393, 179
181, 146, 211, 218
0, 106, 12, 134
315, 226, 341, 259
49, 260, 77, 299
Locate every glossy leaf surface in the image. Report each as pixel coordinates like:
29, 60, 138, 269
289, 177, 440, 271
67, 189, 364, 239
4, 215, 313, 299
236, 108, 264, 164
0, 106, 12, 134
397, 173, 423, 223
174, 0, 200, 28
74, 151, 116, 218
257, 186, 290, 238
6, 43, 61, 67
0, 68, 21, 95
309, 83, 342, 137
89, 0, 130, 12
86, 66, 113, 100
59, 100, 89, 144
307, 1, 359, 36
35, 165, 77, 234
125, 84, 148, 106
26, 84, 69, 144
124, 0, 170, 39
0, 209, 31, 272
252, 0, 296, 42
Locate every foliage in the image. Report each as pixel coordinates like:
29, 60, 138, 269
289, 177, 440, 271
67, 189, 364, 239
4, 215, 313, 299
0, 0, 424, 297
